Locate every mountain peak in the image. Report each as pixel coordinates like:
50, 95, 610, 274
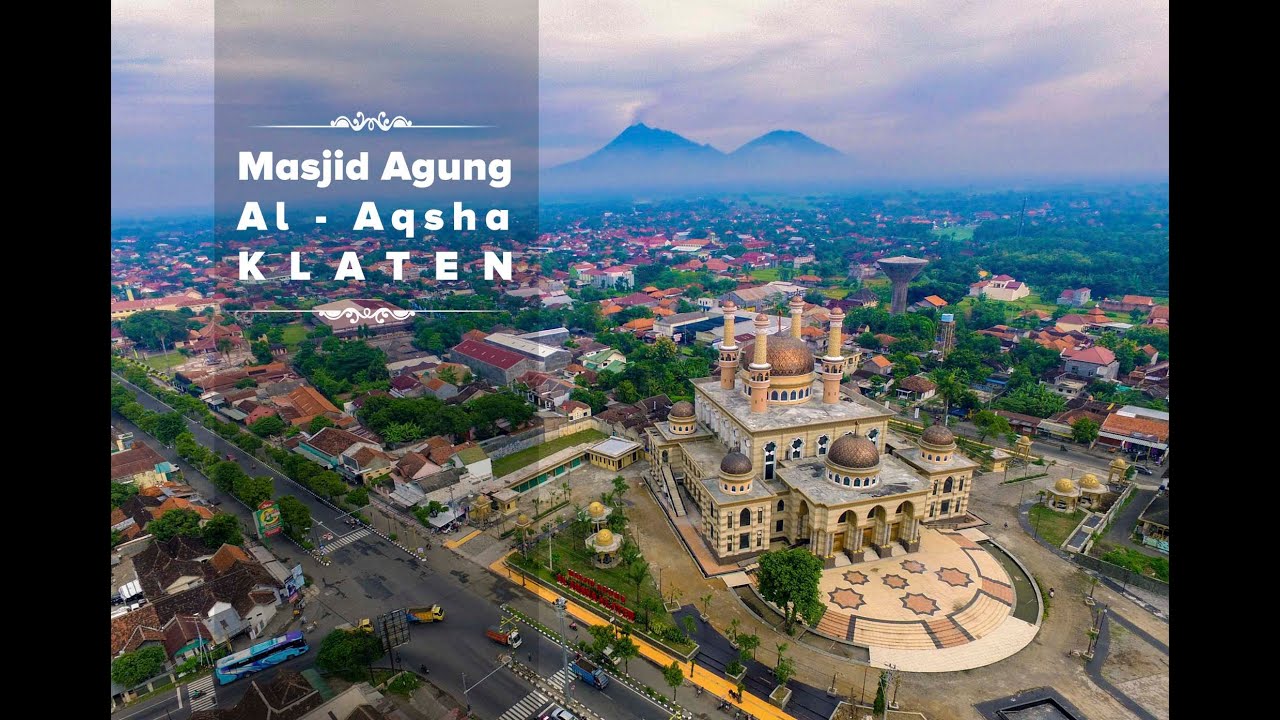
602, 123, 720, 154
732, 130, 842, 157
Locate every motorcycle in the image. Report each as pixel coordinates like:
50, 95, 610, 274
190, 690, 204, 699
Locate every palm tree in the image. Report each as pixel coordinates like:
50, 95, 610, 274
613, 635, 639, 674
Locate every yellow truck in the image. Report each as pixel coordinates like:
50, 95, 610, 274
336, 618, 373, 633
407, 605, 445, 624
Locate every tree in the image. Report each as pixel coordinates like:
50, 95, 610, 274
249, 414, 287, 437
613, 635, 639, 673
111, 645, 168, 688
570, 387, 609, 415
624, 560, 651, 620
278, 495, 312, 540
873, 670, 889, 715
662, 660, 684, 700
615, 379, 641, 404
757, 548, 824, 631
234, 377, 259, 389
121, 310, 189, 351
972, 410, 1012, 442
111, 482, 138, 508
425, 500, 448, 517
738, 632, 760, 660
309, 415, 335, 433
210, 461, 246, 493
611, 476, 629, 505
681, 614, 698, 639
773, 643, 796, 687
233, 475, 274, 507
316, 628, 386, 681
149, 508, 203, 541
1071, 417, 1100, 444
436, 365, 459, 386
152, 412, 188, 445
201, 513, 244, 547
345, 486, 369, 508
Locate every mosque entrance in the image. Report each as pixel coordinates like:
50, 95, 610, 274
832, 531, 846, 553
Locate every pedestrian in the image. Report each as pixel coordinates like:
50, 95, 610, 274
1049, 587, 1055, 598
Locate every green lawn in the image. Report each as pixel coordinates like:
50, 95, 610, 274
491, 428, 608, 478
931, 226, 975, 241
749, 268, 781, 282
139, 352, 188, 372
280, 324, 310, 349
820, 287, 850, 299
1028, 505, 1086, 548
1099, 545, 1169, 582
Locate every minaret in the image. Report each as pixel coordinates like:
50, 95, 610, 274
719, 300, 740, 389
747, 313, 772, 413
821, 306, 846, 403
789, 295, 805, 339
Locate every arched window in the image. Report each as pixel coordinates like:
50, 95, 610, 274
838, 511, 849, 524
661, 450, 669, 463
943, 477, 954, 493
740, 508, 752, 527
790, 390, 797, 400
844, 477, 851, 486
791, 438, 803, 459
764, 442, 777, 480
770, 390, 778, 400
867, 428, 880, 444
777, 500, 784, 512
853, 477, 861, 487
818, 435, 829, 455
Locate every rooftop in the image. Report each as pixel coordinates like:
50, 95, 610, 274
485, 333, 564, 359
590, 437, 642, 458
693, 376, 892, 433
778, 453, 927, 506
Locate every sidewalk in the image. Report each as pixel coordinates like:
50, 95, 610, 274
489, 553, 800, 720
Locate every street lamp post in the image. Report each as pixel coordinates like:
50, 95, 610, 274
554, 597, 573, 701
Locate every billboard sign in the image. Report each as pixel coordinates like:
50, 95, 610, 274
255, 500, 283, 538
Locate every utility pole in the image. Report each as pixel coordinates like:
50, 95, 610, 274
883, 664, 897, 720
554, 597, 574, 701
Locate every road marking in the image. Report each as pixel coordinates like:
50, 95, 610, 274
318, 528, 371, 554
187, 675, 217, 712
497, 689, 550, 720
445, 529, 483, 549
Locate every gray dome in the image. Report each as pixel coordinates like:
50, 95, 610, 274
828, 434, 879, 469
720, 451, 753, 476
669, 401, 695, 419
921, 423, 955, 448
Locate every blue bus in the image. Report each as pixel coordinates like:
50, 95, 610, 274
214, 630, 310, 685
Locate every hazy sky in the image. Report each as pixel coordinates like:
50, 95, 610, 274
112, 0, 1169, 213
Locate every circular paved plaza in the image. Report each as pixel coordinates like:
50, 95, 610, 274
813, 527, 1039, 672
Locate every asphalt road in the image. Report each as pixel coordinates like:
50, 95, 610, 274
111, 374, 671, 720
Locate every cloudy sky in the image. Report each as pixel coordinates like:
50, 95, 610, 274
112, 0, 1168, 213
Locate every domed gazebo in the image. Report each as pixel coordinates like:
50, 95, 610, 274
1078, 473, 1106, 508
586, 500, 612, 531
1045, 477, 1081, 512
1108, 456, 1129, 484
585, 527, 623, 567
825, 433, 881, 488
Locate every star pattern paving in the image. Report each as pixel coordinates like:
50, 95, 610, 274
901, 592, 940, 616
881, 574, 909, 590
828, 587, 866, 611
843, 570, 870, 586
935, 567, 973, 588
900, 559, 927, 574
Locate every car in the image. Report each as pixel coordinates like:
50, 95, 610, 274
1133, 465, 1154, 475
225, 453, 235, 461
543, 710, 578, 720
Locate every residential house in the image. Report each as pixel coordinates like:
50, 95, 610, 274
394, 452, 444, 484
482, 333, 572, 373
580, 348, 626, 373
861, 355, 894, 376
187, 670, 399, 720
421, 376, 459, 400
448, 338, 535, 385
1147, 305, 1169, 327
585, 265, 635, 289
845, 288, 881, 309
1135, 491, 1169, 553
896, 375, 937, 401
111, 442, 172, 488
298, 427, 375, 469
388, 374, 424, 398
993, 410, 1042, 436
1056, 287, 1092, 306
910, 295, 948, 313
1100, 295, 1155, 313
514, 370, 576, 411
1063, 346, 1120, 381
559, 400, 592, 420
969, 274, 1031, 301
448, 445, 492, 482
274, 385, 342, 428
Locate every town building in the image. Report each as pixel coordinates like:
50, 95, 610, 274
969, 274, 1031, 301
1097, 405, 1169, 462
1063, 346, 1120, 381
645, 298, 979, 565
1056, 287, 1092, 306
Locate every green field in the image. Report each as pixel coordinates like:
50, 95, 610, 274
749, 268, 781, 282
280, 324, 309, 349
820, 287, 849, 299
491, 428, 608, 479
1028, 505, 1086, 548
139, 352, 188, 372
931, 226, 975, 241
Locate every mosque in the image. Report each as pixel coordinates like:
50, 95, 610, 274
647, 296, 980, 567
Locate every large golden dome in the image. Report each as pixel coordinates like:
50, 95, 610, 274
1080, 473, 1102, 489
587, 501, 607, 518
1053, 477, 1076, 494
594, 529, 614, 546
828, 434, 880, 469
739, 334, 815, 376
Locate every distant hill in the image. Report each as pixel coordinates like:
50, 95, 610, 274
544, 124, 853, 196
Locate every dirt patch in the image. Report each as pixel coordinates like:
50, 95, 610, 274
1102, 623, 1169, 686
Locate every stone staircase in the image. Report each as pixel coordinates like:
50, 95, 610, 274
657, 465, 686, 517
949, 590, 1013, 642
852, 618, 938, 650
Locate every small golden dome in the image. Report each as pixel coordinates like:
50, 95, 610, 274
516, 513, 530, 526
828, 434, 880, 469
1053, 477, 1076, 494
1016, 435, 1032, 446
1080, 473, 1101, 489
1110, 457, 1128, 470
595, 529, 614, 546
739, 335, 816, 376
587, 501, 607, 518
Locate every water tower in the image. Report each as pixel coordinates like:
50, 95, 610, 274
877, 256, 928, 314
936, 313, 956, 359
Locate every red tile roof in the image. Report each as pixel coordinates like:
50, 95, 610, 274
452, 338, 526, 370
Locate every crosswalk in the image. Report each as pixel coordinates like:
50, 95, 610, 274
547, 667, 574, 691
497, 689, 551, 720
187, 675, 216, 712
319, 528, 370, 554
